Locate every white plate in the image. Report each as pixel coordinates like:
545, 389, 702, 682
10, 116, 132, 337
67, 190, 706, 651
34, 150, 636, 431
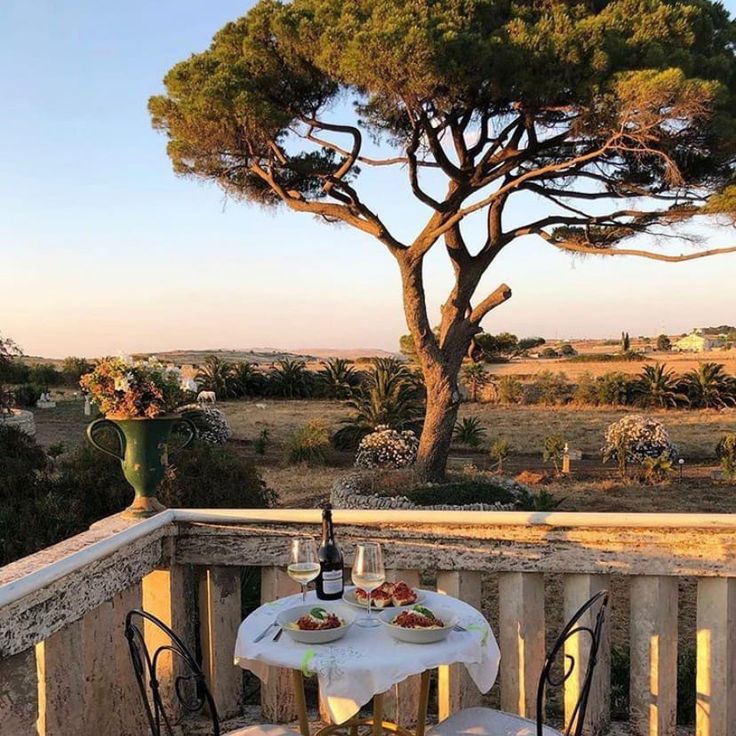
379, 605, 457, 644
276, 604, 354, 644
342, 586, 425, 610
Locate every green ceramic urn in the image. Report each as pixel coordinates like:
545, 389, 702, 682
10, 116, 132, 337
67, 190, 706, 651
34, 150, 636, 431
86, 415, 196, 517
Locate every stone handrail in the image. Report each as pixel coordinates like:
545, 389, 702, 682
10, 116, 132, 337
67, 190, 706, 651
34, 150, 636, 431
2, 508, 736, 736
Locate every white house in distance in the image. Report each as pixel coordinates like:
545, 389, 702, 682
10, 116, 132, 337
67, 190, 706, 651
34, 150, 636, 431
673, 330, 724, 352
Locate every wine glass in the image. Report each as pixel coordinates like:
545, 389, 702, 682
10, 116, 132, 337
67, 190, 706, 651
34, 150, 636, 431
287, 537, 319, 603
352, 542, 385, 628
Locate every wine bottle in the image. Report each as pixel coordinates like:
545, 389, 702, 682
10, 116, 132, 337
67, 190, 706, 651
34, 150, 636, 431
316, 503, 344, 600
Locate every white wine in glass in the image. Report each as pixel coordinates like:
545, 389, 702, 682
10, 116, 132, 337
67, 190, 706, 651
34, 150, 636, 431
288, 537, 319, 602
352, 542, 385, 627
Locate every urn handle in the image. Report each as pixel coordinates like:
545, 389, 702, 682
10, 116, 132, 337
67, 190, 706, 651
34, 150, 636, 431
170, 417, 197, 454
86, 418, 125, 460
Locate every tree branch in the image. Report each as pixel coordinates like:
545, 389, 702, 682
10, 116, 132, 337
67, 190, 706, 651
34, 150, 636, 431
469, 283, 512, 324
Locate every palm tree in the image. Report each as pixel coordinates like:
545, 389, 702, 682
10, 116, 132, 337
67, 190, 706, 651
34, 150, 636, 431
267, 359, 314, 398
632, 363, 687, 409
681, 362, 736, 409
318, 358, 360, 399
461, 363, 488, 402
333, 357, 425, 448
232, 360, 265, 397
195, 355, 237, 399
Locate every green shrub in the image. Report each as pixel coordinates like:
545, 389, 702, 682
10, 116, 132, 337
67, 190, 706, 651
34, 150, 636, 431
497, 376, 523, 404
520, 381, 543, 405
254, 428, 270, 455
0, 424, 47, 477
489, 438, 511, 472
289, 420, 331, 465
573, 372, 599, 405
407, 479, 525, 507
716, 433, 736, 481
566, 352, 646, 363
13, 383, 42, 407
28, 364, 62, 386
535, 371, 573, 405
596, 372, 633, 405
543, 434, 566, 472
640, 452, 674, 484
160, 442, 276, 508
560, 343, 577, 356
0, 427, 272, 566
540, 347, 559, 359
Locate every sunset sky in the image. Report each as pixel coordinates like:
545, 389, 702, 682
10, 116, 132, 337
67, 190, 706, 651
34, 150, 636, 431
2, 0, 736, 359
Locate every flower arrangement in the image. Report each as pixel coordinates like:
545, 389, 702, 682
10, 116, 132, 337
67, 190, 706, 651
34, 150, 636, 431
80, 357, 192, 418
602, 414, 677, 478
355, 425, 419, 469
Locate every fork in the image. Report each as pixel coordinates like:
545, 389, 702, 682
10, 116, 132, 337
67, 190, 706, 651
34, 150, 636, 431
453, 624, 468, 632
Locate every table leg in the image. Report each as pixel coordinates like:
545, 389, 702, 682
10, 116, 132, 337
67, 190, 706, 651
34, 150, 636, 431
415, 671, 431, 736
372, 693, 384, 736
292, 669, 311, 736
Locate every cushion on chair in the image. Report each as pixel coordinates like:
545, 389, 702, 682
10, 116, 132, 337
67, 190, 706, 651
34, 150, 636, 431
430, 707, 561, 736
226, 725, 301, 736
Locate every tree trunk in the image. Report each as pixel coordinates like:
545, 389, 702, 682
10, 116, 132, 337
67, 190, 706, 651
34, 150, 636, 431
415, 360, 463, 482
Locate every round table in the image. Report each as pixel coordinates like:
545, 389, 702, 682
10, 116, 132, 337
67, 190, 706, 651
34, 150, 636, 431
234, 589, 500, 736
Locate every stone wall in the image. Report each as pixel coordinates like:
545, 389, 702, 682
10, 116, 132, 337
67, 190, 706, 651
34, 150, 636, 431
0, 409, 36, 436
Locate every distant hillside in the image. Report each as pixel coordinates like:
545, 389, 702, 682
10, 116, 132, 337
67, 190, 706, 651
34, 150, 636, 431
133, 347, 401, 366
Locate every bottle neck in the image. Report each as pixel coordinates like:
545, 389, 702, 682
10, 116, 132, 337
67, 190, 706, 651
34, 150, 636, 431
322, 510, 334, 543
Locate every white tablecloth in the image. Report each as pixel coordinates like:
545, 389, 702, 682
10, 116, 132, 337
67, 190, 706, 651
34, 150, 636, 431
234, 589, 500, 724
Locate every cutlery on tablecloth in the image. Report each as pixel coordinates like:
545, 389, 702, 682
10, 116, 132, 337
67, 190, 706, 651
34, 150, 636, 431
253, 621, 277, 642
453, 624, 468, 632
272, 627, 283, 641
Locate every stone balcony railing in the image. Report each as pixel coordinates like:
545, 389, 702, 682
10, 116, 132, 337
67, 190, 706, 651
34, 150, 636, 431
2, 508, 736, 736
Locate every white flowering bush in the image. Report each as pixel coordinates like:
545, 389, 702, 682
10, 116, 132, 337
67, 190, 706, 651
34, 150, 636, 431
355, 425, 418, 469
602, 415, 677, 475
179, 405, 232, 444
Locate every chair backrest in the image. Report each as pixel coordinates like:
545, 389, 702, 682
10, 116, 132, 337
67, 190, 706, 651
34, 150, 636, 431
535, 590, 609, 736
124, 608, 221, 736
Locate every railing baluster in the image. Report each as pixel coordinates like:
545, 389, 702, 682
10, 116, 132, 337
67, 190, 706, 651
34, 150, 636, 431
436, 570, 484, 720
498, 572, 545, 719
629, 575, 678, 736
36, 618, 86, 734
260, 566, 300, 723
111, 581, 150, 735
563, 573, 610, 736
696, 577, 736, 736
0, 648, 38, 734
383, 569, 422, 728
142, 564, 194, 725
199, 566, 243, 720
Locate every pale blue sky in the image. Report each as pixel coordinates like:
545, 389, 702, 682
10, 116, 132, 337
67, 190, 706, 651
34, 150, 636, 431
1, 1, 735, 358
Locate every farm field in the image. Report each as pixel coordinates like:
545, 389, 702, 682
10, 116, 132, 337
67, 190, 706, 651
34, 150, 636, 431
33, 397, 735, 512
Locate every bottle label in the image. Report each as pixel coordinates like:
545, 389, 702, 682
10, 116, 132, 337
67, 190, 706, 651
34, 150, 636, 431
321, 569, 344, 595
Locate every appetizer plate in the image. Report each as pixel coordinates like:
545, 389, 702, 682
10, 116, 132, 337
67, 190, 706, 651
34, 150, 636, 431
342, 586, 425, 610
276, 604, 354, 644
379, 605, 457, 644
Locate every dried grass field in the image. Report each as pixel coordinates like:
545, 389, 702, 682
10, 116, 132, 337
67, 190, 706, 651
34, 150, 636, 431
34, 396, 735, 512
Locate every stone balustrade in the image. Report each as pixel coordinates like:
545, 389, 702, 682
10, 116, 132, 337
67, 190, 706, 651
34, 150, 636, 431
2, 508, 736, 736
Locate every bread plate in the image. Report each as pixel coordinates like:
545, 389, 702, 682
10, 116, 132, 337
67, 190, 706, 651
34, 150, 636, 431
342, 585, 425, 610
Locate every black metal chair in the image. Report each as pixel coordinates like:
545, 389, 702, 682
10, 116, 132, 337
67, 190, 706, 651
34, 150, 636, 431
125, 608, 298, 736
429, 590, 609, 736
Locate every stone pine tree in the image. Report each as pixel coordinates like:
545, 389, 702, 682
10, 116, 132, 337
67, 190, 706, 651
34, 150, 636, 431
151, 0, 736, 481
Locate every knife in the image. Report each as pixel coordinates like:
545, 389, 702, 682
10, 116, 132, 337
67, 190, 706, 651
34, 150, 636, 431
253, 621, 277, 642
